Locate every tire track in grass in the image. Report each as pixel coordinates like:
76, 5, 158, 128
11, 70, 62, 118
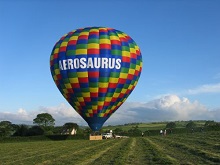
142, 138, 178, 164
153, 136, 220, 164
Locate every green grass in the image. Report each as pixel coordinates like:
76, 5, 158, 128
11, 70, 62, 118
103, 122, 167, 131
1, 131, 220, 165
103, 120, 207, 131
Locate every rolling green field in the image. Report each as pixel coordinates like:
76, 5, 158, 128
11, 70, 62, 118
1, 131, 220, 165
102, 120, 207, 131
103, 122, 167, 131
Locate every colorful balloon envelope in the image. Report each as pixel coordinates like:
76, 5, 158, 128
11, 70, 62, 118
50, 27, 142, 131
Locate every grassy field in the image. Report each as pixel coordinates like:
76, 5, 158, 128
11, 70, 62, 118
1, 131, 220, 165
103, 122, 166, 131
102, 120, 207, 132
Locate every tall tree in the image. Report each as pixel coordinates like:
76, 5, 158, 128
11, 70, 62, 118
33, 113, 55, 127
186, 121, 196, 130
114, 128, 124, 135
0, 121, 15, 137
166, 122, 176, 129
63, 122, 78, 129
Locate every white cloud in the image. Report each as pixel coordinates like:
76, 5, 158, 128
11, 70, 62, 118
107, 95, 214, 124
38, 103, 86, 125
187, 83, 220, 95
0, 109, 34, 125
0, 95, 219, 126
0, 104, 86, 126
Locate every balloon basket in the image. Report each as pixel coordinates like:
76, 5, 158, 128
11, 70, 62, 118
89, 134, 102, 140
89, 132, 102, 140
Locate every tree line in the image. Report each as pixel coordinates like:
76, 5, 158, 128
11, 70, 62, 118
0, 113, 219, 138
0, 113, 79, 137
110, 120, 220, 137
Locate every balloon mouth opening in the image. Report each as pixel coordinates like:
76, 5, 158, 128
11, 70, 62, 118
88, 123, 104, 131
84, 116, 109, 131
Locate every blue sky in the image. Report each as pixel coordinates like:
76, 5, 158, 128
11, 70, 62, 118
0, 0, 220, 125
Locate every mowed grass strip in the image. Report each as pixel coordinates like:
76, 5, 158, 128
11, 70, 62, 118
165, 134, 220, 154
150, 136, 212, 164
181, 132, 220, 142
1, 131, 220, 164
153, 136, 220, 164
0, 141, 55, 156
35, 139, 118, 165
142, 138, 178, 164
124, 138, 154, 165
1, 141, 78, 164
0, 141, 70, 161
1, 140, 111, 165
80, 138, 132, 165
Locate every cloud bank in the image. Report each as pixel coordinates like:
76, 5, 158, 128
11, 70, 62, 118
187, 83, 220, 95
0, 95, 219, 126
108, 95, 218, 124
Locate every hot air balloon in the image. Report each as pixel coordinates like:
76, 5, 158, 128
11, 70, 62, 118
50, 27, 142, 131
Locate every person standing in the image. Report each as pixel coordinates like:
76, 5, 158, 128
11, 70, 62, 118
164, 129, 167, 136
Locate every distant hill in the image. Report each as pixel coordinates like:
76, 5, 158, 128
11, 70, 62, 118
102, 120, 208, 131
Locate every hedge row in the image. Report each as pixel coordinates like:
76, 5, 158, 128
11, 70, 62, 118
0, 134, 89, 143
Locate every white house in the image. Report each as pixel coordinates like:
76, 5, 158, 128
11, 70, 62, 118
61, 128, 77, 135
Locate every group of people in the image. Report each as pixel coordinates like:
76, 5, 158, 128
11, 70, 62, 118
160, 129, 167, 136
